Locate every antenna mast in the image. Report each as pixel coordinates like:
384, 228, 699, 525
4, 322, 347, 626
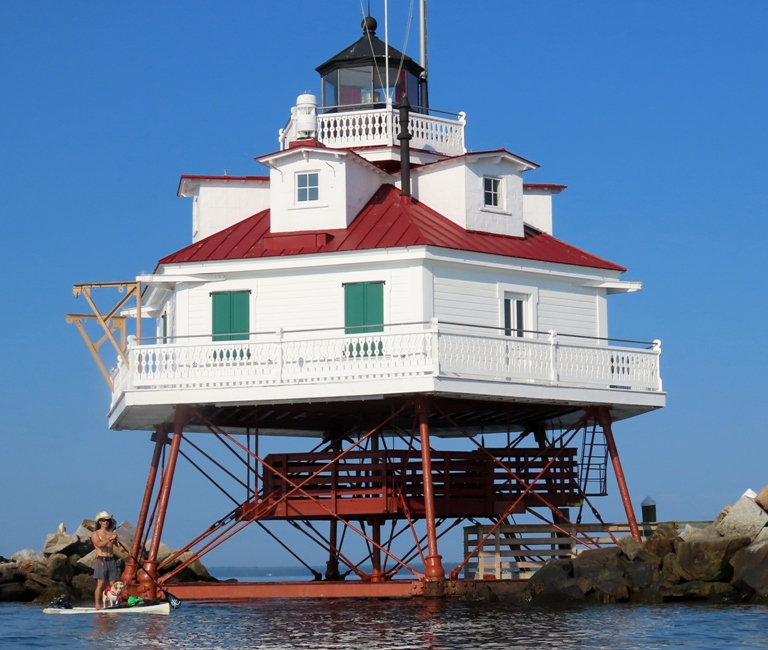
384, 0, 390, 105
420, 0, 429, 110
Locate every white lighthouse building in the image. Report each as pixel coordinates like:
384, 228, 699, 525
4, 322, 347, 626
72, 15, 663, 600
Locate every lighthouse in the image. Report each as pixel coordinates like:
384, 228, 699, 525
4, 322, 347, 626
69, 15, 664, 600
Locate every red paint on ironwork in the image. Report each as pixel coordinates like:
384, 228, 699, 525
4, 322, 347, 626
523, 183, 567, 191
159, 185, 625, 271
597, 407, 641, 541
123, 429, 166, 586
416, 397, 445, 581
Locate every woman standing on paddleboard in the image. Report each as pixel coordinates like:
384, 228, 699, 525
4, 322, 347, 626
91, 511, 129, 609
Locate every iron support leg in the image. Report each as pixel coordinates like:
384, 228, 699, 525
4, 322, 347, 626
326, 520, 341, 580
597, 407, 641, 541
142, 407, 188, 598
123, 427, 167, 585
416, 396, 445, 581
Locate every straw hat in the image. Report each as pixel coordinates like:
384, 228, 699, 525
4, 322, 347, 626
94, 511, 116, 526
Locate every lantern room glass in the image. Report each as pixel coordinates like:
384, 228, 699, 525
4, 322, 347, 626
321, 66, 420, 111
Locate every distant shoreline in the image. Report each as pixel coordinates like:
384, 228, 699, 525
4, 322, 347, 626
209, 563, 459, 580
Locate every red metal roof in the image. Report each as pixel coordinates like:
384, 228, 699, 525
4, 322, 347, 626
159, 184, 624, 272
524, 183, 567, 191
179, 175, 270, 182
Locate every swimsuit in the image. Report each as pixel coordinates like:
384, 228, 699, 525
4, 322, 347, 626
93, 556, 121, 581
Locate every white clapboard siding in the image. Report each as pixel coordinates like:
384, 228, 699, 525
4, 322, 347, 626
433, 273, 499, 327
174, 265, 423, 339
538, 288, 599, 338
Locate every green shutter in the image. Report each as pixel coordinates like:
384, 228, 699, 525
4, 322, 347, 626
212, 293, 231, 342
364, 282, 383, 333
345, 282, 383, 334
345, 283, 367, 334
230, 291, 249, 340
212, 291, 249, 342
345, 282, 384, 357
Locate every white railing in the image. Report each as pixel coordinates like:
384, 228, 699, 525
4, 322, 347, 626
111, 323, 662, 407
279, 107, 466, 156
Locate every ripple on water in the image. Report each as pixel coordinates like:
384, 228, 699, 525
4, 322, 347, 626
2, 600, 768, 649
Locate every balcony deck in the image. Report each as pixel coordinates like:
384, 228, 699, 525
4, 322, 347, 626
279, 106, 466, 156
108, 322, 664, 432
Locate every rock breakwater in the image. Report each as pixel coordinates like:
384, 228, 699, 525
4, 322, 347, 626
526, 488, 768, 604
0, 518, 213, 603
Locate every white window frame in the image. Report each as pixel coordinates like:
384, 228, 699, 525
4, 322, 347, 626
296, 171, 320, 204
483, 176, 503, 209
497, 284, 538, 338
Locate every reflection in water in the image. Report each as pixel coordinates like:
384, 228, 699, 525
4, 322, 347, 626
4, 599, 768, 649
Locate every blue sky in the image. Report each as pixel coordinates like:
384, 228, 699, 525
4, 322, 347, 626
1, 1, 766, 568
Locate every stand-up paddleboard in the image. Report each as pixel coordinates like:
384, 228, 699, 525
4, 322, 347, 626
43, 602, 171, 615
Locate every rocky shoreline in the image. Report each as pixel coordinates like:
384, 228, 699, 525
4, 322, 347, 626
524, 487, 768, 604
0, 518, 213, 604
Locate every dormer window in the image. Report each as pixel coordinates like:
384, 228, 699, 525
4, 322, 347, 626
297, 172, 319, 203
296, 172, 320, 203
484, 176, 502, 209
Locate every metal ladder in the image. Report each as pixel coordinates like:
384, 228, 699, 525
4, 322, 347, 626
579, 424, 608, 497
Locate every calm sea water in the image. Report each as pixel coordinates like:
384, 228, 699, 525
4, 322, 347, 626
2, 599, 767, 649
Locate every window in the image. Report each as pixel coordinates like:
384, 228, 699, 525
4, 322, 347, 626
161, 312, 168, 344
297, 172, 319, 203
212, 291, 250, 341
504, 295, 526, 338
484, 176, 501, 208
345, 282, 384, 356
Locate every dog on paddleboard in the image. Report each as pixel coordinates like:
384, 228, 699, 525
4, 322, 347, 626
102, 581, 125, 608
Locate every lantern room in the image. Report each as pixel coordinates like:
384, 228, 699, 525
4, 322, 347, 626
316, 16, 423, 111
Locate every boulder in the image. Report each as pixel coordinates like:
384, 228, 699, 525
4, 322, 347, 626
618, 535, 642, 560
0, 581, 35, 602
716, 495, 768, 541
115, 521, 137, 550
730, 539, 768, 593
162, 551, 213, 582
0, 563, 22, 584
572, 547, 626, 580
71, 574, 97, 601
714, 505, 732, 526
643, 523, 678, 558
19, 560, 48, 577
24, 573, 68, 596
679, 523, 720, 542
155, 543, 174, 565
635, 548, 662, 569
754, 528, 768, 544
33, 586, 76, 604
660, 580, 735, 600
76, 549, 98, 572
74, 523, 95, 542
537, 579, 587, 603
754, 486, 768, 512
676, 536, 751, 582
81, 520, 97, 533
661, 552, 692, 583
591, 574, 629, 602
11, 549, 45, 563
45, 553, 74, 583
625, 560, 656, 589
43, 533, 81, 557
527, 559, 573, 596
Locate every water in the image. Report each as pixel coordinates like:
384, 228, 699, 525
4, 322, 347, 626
2, 599, 767, 649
